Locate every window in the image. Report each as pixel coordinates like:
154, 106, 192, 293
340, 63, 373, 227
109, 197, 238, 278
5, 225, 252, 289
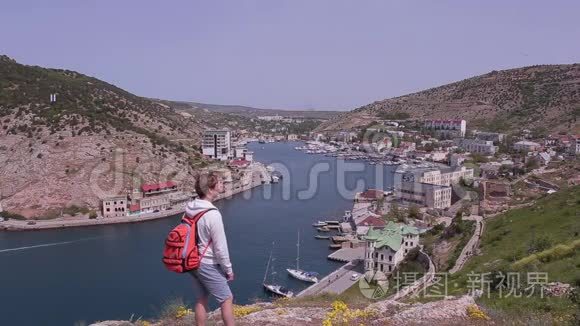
389, 255, 392, 262
380, 254, 384, 260
388, 265, 392, 272
380, 264, 384, 272
106, 208, 110, 212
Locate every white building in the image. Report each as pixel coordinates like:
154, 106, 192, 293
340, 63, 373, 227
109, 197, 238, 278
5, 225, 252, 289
202, 129, 232, 161
414, 166, 474, 186
455, 138, 498, 155
287, 134, 299, 141
364, 222, 420, 277
474, 131, 505, 143
513, 140, 541, 152
424, 119, 467, 138
102, 196, 127, 218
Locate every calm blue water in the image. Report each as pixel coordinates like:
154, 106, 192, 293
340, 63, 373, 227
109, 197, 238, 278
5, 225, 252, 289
0, 142, 394, 326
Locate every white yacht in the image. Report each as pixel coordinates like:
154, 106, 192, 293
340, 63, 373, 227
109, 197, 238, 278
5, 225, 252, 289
286, 231, 318, 283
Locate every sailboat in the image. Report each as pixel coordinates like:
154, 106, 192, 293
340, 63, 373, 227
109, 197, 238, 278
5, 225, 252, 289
263, 244, 294, 298
287, 230, 319, 283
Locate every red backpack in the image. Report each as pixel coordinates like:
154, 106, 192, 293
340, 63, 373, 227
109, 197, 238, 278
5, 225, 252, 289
162, 208, 215, 273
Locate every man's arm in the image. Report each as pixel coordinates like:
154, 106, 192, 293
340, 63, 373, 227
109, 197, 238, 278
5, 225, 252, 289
208, 212, 233, 276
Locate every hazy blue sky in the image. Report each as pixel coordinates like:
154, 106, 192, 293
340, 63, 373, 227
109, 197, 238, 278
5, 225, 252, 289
1, 1, 579, 110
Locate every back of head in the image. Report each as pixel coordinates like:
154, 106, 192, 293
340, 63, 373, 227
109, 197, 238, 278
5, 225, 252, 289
195, 171, 220, 199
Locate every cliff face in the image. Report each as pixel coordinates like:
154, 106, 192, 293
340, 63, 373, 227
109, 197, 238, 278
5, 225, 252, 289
316, 64, 580, 134
0, 55, 205, 217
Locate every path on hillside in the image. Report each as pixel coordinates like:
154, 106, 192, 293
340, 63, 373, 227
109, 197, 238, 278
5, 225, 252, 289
449, 215, 484, 274
388, 247, 436, 301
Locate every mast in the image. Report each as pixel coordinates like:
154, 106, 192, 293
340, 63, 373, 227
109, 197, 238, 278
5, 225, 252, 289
296, 230, 300, 270
263, 243, 273, 284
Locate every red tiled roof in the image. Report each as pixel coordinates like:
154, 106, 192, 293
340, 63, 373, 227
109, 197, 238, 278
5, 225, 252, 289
358, 216, 386, 227
230, 159, 250, 167
360, 189, 384, 199
141, 181, 177, 192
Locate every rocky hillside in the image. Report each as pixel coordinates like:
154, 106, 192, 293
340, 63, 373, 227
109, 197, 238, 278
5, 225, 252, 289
0, 55, 206, 218
317, 64, 580, 134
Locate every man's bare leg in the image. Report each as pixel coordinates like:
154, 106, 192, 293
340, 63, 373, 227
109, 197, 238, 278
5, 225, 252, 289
194, 296, 209, 326
220, 296, 235, 326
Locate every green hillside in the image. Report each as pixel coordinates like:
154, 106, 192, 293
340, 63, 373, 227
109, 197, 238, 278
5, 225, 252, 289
429, 186, 580, 322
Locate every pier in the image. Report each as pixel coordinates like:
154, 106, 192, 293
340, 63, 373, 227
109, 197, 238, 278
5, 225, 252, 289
297, 247, 365, 297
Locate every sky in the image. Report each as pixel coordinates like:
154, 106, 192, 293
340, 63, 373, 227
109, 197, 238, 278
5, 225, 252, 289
1, 1, 579, 110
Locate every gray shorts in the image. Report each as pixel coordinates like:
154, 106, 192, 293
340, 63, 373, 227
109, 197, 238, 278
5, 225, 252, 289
190, 263, 233, 303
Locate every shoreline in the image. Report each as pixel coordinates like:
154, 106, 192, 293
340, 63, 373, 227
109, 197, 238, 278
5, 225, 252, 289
1, 173, 270, 232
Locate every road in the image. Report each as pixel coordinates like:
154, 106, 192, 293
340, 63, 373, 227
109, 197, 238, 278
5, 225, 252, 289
297, 260, 363, 297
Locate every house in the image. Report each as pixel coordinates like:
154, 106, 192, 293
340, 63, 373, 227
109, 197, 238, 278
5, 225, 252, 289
364, 222, 420, 278
513, 140, 541, 152
395, 180, 452, 209
229, 159, 251, 169
141, 181, 178, 197
202, 129, 232, 160
139, 195, 170, 213
102, 196, 128, 218
355, 189, 387, 203
424, 119, 466, 138
287, 134, 299, 141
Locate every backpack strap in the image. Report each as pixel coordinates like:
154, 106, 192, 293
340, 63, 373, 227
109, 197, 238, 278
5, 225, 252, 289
184, 208, 216, 260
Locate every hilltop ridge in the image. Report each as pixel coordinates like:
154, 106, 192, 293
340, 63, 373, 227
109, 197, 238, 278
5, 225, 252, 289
316, 64, 580, 134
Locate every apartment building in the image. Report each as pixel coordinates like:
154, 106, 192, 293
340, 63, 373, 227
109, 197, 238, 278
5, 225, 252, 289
455, 138, 498, 155
424, 119, 467, 138
202, 129, 232, 161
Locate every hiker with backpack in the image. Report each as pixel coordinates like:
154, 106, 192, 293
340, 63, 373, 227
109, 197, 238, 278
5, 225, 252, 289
163, 172, 234, 326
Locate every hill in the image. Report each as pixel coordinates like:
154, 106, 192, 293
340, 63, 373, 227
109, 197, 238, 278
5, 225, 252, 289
425, 185, 580, 322
175, 101, 340, 120
0, 55, 206, 218
316, 64, 580, 134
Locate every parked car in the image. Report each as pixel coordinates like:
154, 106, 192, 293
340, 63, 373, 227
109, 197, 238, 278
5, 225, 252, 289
153, 209, 160, 213
27, 221, 37, 225
350, 273, 360, 281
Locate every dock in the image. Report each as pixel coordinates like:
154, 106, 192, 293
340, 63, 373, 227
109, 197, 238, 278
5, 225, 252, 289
296, 247, 365, 297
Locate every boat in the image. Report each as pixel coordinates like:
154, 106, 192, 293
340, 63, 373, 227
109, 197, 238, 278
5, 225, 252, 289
329, 244, 342, 249
331, 236, 349, 243
317, 226, 330, 232
324, 220, 340, 225
271, 175, 280, 183
315, 235, 330, 239
312, 221, 327, 227
263, 284, 293, 297
287, 231, 318, 283
263, 244, 294, 298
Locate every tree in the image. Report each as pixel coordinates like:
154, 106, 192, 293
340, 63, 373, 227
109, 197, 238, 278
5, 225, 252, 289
88, 211, 98, 219
408, 205, 421, 219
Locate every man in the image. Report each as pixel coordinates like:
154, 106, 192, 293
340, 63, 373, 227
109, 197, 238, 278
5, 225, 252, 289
186, 172, 235, 326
